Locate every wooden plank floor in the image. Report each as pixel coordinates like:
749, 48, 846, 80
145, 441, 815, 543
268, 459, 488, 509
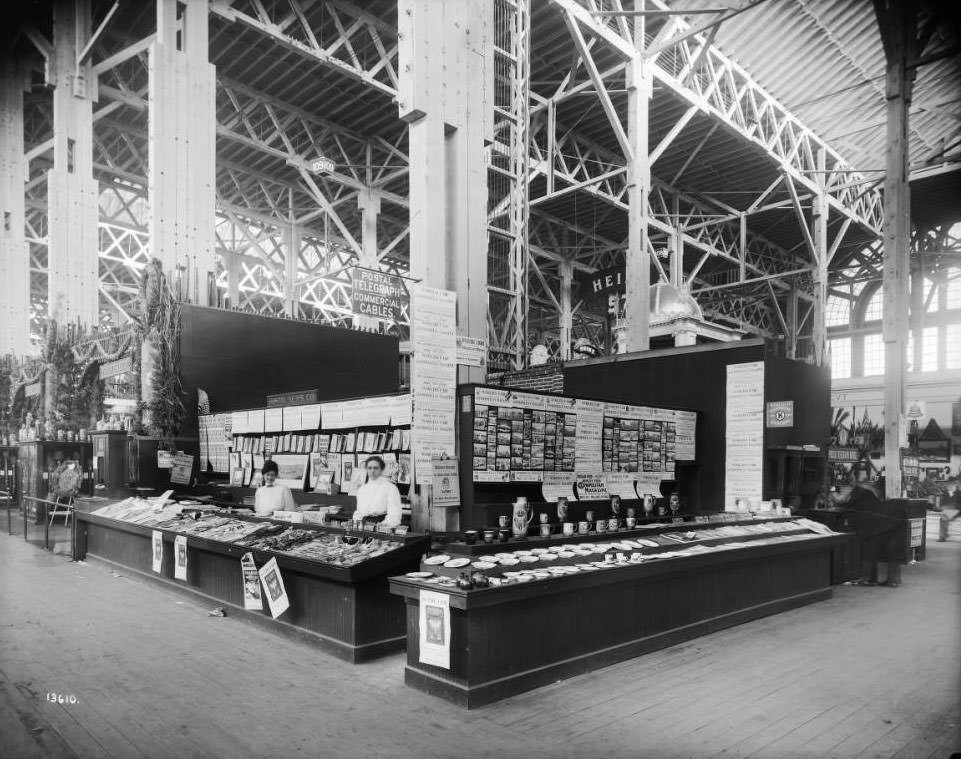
0, 517, 958, 759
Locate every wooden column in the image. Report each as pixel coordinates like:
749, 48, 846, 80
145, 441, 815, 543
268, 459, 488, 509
909, 264, 923, 371
875, 0, 917, 499
559, 259, 573, 360
148, 0, 216, 304
0, 59, 31, 355
624, 4, 651, 352
48, 0, 99, 326
812, 149, 829, 366
398, 0, 493, 382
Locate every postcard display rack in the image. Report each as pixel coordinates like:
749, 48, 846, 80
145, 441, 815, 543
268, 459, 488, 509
457, 384, 698, 530
198, 392, 412, 504
390, 515, 844, 707
75, 499, 428, 662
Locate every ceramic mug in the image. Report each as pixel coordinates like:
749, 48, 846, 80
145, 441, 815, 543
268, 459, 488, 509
563, 522, 575, 536
539, 513, 549, 524
596, 520, 607, 533
498, 515, 509, 529
626, 507, 636, 518
464, 530, 478, 544
585, 510, 595, 523
498, 528, 511, 542
483, 530, 496, 543
608, 517, 619, 531
626, 517, 637, 528
578, 520, 589, 534
539, 523, 551, 537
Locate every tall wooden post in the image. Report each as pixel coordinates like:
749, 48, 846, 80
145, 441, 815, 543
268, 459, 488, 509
875, 0, 917, 499
0, 59, 31, 355
48, 0, 99, 326
559, 259, 573, 360
812, 149, 829, 366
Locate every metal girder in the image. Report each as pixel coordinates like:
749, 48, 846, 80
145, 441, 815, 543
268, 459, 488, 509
210, 0, 399, 97
540, 0, 883, 235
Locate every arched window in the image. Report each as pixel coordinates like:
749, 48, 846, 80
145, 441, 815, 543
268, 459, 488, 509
826, 295, 850, 327
862, 288, 883, 322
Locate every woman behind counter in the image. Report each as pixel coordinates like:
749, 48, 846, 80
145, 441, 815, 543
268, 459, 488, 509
254, 459, 297, 516
353, 455, 402, 528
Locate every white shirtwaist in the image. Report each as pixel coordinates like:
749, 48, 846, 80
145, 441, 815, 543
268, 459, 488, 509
353, 477, 403, 527
254, 483, 296, 515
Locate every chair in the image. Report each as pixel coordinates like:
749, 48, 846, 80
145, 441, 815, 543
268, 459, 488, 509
47, 494, 74, 528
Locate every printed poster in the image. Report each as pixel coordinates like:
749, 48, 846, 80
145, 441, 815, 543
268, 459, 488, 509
419, 589, 451, 670
574, 399, 604, 473
174, 535, 188, 581
170, 453, 194, 485
151, 530, 163, 573
575, 472, 608, 501
258, 557, 290, 619
724, 361, 765, 511
410, 285, 457, 481
431, 456, 460, 508
241, 553, 263, 611
542, 472, 576, 502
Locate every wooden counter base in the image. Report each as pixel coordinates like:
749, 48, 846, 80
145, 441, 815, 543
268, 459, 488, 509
77, 512, 426, 663
391, 536, 841, 708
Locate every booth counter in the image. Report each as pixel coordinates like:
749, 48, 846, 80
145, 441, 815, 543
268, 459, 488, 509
389, 517, 844, 707
75, 500, 428, 662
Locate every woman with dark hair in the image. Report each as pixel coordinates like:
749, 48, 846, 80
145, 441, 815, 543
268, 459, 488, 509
353, 455, 402, 528
254, 459, 296, 516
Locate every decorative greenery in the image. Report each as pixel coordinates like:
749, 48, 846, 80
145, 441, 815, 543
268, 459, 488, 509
135, 259, 186, 439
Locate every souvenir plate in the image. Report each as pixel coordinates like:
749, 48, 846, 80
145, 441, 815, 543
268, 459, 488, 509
557, 551, 575, 559
472, 561, 496, 570
530, 548, 549, 555
636, 539, 659, 548
514, 550, 534, 557
405, 571, 434, 578
497, 557, 520, 566
519, 555, 540, 563
495, 553, 516, 560
539, 552, 558, 561
422, 577, 441, 584
444, 557, 471, 568
423, 554, 451, 565
514, 574, 533, 583
547, 546, 568, 553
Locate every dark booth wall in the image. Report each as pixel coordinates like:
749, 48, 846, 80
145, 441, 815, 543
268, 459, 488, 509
178, 306, 400, 436
563, 340, 831, 511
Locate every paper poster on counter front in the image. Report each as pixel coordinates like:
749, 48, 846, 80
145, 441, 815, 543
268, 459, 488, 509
151, 530, 163, 573
258, 557, 290, 619
174, 535, 188, 581
419, 590, 451, 670
241, 553, 263, 611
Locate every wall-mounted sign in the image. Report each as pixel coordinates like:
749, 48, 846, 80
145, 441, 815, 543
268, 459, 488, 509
766, 400, 794, 428
455, 336, 487, 367
266, 390, 318, 408
99, 355, 133, 380
170, 453, 195, 485
351, 267, 407, 321
24, 382, 41, 397
310, 156, 335, 174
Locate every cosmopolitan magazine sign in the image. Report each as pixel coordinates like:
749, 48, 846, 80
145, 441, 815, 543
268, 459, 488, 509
351, 267, 407, 321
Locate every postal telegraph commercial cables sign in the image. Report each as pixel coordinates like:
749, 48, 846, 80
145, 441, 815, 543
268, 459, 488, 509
351, 267, 408, 321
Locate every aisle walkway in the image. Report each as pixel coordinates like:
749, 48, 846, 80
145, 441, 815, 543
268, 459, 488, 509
1, 525, 958, 759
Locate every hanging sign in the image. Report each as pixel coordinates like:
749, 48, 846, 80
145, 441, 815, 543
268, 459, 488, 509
418, 590, 451, 670
174, 535, 188, 581
827, 447, 860, 463
169, 453, 195, 485
724, 361, 765, 512
575, 472, 608, 501
542, 472, 576, 503
99, 355, 133, 380
258, 557, 290, 619
25, 382, 41, 398
430, 456, 460, 508
311, 156, 335, 174
578, 265, 625, 297
351, 267, 408, 321
151, 530, 164, 573
241, 552, 263, 611
766, 401, 794, 428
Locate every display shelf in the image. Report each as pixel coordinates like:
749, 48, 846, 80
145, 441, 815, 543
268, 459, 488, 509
389, 530, 844, 707
75, 504, 429, 662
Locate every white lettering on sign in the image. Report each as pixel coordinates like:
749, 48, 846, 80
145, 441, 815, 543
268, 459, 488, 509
311, 156, 335, 174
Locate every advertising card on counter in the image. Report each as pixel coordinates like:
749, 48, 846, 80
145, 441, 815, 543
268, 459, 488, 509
603, 472, 639, 500
151, 530, 163, 573
174, 535, 188, 581
241, 553, 263, 611
542, 472, 576, 502
431, 456, 460, 507
170, 453, 195, 485
258, 557, 290, 619
574, 472, 608, 501
419, 590, 451, 670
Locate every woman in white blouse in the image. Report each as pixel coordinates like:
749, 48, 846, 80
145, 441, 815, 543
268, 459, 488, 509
254, 459, 297, 516
353, 455, 402, 528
